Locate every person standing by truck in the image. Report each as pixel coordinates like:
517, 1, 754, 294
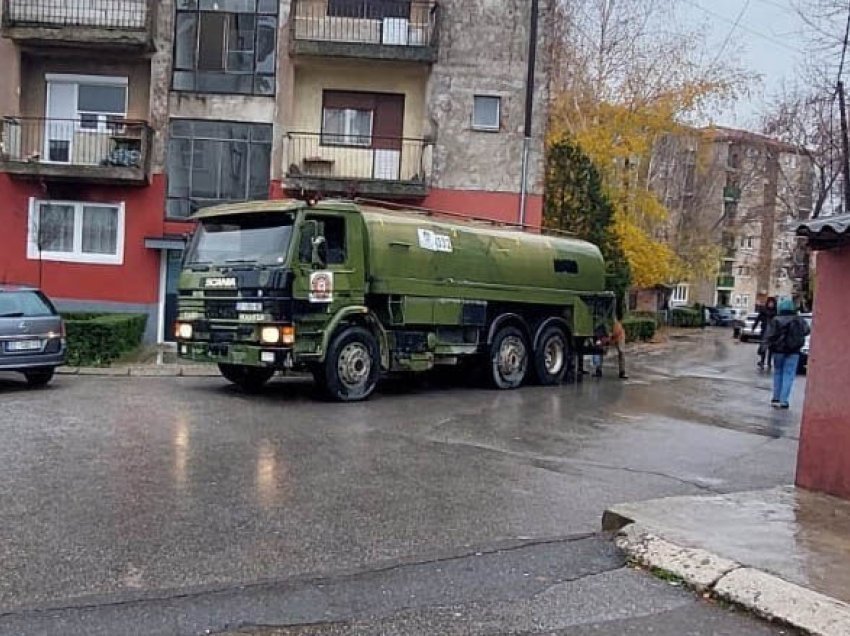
766, 298, 809, 409
592, 318, 628, 379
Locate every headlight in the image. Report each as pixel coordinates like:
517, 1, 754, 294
260, 326, 281, 344
176, 323, 193, 340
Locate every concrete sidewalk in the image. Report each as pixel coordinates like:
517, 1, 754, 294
603, 486, 850, 636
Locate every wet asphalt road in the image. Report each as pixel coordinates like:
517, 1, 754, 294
0, 330, 802, 635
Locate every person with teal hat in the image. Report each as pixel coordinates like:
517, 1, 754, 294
765, 297, 810, 409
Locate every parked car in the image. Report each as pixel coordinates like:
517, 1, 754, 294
709, 306, 737, 327
739, 313, 762, 342
0, 285, 65, 387
798, 313, 813, 374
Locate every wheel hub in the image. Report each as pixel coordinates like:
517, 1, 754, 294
338, 342, 372, 387
543, 336, 565, 374
498, 335, 527, 379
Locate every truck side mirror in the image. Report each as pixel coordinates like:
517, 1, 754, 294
311, 235, 327, 269
300, 220, 327, 268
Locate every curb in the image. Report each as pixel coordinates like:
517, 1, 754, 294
609, 521, 850, 636
56, 365, 220, 378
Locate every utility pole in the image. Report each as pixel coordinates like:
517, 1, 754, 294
519, 0, 539, 226
838, 81, 850, 215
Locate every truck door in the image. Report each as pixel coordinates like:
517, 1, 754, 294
293, 212, 365, 309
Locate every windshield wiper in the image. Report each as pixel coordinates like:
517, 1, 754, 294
224, 258, 258, 265
0, 312, 25, 318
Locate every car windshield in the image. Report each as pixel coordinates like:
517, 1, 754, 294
185, 213, 296, 267
0, 291, 56, 318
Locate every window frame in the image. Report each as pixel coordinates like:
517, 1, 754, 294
671, 283, 689, 304
26, 198, 125, 265
172, 3, 278, 97
321, 107, 375, 147
472, 95, 502, 131
166, 119, 273, 220
45, 73, 128, 135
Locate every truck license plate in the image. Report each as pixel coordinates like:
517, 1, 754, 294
5, 339, 41, 352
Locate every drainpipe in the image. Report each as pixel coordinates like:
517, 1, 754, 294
519, 0, 540, 226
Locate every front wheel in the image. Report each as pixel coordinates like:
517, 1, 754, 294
322, 326, 380, 402
24, 368, 55, 388
488, 326, 529, 390
533, 326, 569, 386
218, 364, 275, 392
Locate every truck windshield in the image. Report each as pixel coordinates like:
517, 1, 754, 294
185, 213, 295, 266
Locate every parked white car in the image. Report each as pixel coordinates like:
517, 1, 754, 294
739, 313, 762, 342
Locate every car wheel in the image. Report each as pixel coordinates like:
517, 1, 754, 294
323, 326, 380, 402
218, 364, 274, 392
488, 325, 529, 390
24, 368, 54, 388
532, 326, 569, 386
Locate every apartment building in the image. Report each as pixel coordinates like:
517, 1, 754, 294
0, 0, 552, 342
647, 127, 813, 314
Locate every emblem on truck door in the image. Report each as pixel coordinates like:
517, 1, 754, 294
204, 277, 238, 289
309, 271, 334, 303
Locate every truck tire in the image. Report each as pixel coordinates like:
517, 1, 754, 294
218, 364, 274, 392
24, 368, 55, 388
323, 326, 380, 402
488, 325, 529, 390
532, 326, 569, 385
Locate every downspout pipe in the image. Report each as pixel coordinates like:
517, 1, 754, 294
520, 0, 540, 225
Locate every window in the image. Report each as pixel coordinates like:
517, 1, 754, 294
322, 108, 373, 147
46, 74, 127, 141
27, 199, 124, 265
173, 0, 278, 96
0, 291, 57, 318
167, 120, 272, 218
472, 95, 501, 131
299, 215, 347, 265
554, 259, 579, 274
742, 295, 750, 309
327, 0, 411, 19
671, 284, 689, 304
737, 266, 752, 277
740, 235, 755, 250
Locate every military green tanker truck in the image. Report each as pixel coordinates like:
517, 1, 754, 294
175, 199, 614, 401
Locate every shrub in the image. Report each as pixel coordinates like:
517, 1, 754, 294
63, 313, 147, 366
669, 307, 703, 328
622, 316, 657, 342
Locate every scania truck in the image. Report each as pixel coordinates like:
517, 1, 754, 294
175, 199, 613, 401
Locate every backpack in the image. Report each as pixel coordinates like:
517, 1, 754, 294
768, 318, 805, 353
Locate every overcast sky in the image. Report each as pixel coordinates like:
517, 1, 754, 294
681, 0, 807, 126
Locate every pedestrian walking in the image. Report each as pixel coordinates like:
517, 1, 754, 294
765, 298, 809, 409
754, 297, 777, 370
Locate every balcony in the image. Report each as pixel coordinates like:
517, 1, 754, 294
723, 185, 741, 202
716, 275, 735, 290
284, 132, 431, 198
1, 0, 155, 51
0, 117, 152, 185
290, 0, 439, 64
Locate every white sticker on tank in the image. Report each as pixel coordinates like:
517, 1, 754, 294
418, 229, 453, 253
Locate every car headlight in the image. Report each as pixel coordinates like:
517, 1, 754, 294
260, 326, 281, 344
176, 323, 193, 340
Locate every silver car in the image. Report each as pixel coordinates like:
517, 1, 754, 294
0, 285, 65, 387
739, 313, 763, 342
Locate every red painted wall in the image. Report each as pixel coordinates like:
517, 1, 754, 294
797, 247, 850, 499
0, 173, 174, 304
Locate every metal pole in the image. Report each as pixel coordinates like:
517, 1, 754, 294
519, 0, 539, 225
838, 81, 850, 214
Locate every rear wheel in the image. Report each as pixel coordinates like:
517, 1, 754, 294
218, 364, 274, 392
488, 326, 529, 390
24, 368, 54, 388
322, 326, 380, 402
533, 326, 569, 386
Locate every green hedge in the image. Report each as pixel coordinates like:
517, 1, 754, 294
669, 307, 703, 328
63, 313, 147, 367
622, 316, 657, 342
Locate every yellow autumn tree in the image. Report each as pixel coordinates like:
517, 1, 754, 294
548, 0, 749, 289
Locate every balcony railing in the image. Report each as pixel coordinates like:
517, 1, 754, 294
716, 275, 736, 289
0, 116, 151, 184
291, 0, 439, 62
2, 0, 154, 48
284, 131, 431, 197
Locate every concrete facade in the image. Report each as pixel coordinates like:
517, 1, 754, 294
652, 128, 813, 314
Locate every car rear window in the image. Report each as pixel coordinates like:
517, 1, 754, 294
0, 291, 57, 318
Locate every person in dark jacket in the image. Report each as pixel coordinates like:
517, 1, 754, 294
765, 298, 810, 409
753, 297, 777, 369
